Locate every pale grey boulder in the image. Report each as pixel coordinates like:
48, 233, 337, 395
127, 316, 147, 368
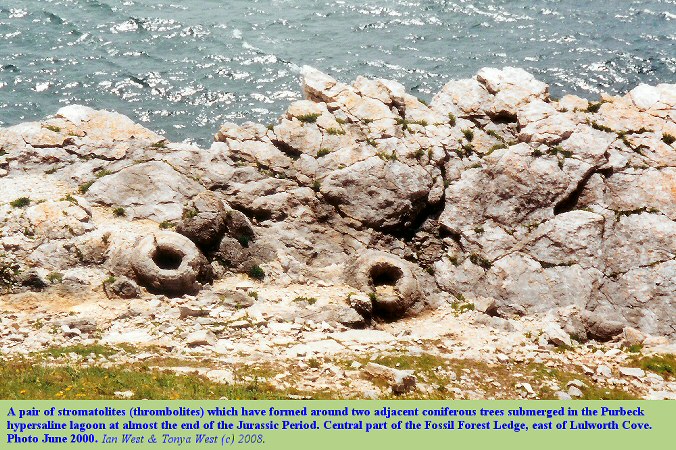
131, 232, 213, 295
479, 253, 600, 314
521, 210, 605, 269
582, 311, 625, 341
346, 251, 421, 318
176, 191, 228, 248
320, 157, 433, 230
87, 161, 204, 222
439, 143, 574, 232
602, 212, 676, 274
103, 275, 141, 299
595, 260, 676, 338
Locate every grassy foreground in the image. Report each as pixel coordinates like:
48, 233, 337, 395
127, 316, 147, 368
1, 345, 673, 400
0, 359, 292, 400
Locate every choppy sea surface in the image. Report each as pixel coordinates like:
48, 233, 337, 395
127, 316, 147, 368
1, 0, 674, 145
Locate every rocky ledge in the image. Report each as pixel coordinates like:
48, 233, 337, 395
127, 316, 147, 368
0, 67, 674, 399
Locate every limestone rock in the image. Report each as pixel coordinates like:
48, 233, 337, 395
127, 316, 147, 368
185, 330, 216, 347
87, 161, 204, 222
131, 232, 213, 295
319, 157, 433, 229
18, 269, 48, 291
583, 312, 625, 341
363, 362, 417, 395
623, 327, 646, 347
104, 276, 141, 299
618, 367, 645, 378
542, 322, 572, 347
346, 251, 422, 318
176, 191, 228, 248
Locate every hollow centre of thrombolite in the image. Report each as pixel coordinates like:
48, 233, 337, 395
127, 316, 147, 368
152, 246, 184, 270
370, 265, 403, 288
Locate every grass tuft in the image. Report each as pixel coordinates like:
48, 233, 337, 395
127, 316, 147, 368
10, 197, 31, 208
248, 265, 265, 281
293, 296, 318, 305
295, 113, 321, 123
462, 129, 474, 142
78, 181, 94, 194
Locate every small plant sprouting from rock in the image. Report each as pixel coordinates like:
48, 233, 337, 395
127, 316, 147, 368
183, 208, 198, 219
591, 121, 613, 133
488, 143, 507, 154
625, 344, 643, 354
159, 220, 175, 229
326, 127, 345, 136
335, 118, 347, 125
112, 207, 126, 217
663, 133, 675, 145
586, 102, 603, 113
548, 146, 573, 159
456, 144, 473, 158
61, 194, 77, 204
317, 148, 332, 158
376, 151, 398, 162
248, 265, 265, 281
95, 169, 113, 178
307, 358, 322, 369
10, 197, 31, 208
448, 113, 456, 127
462, 129, 474, 142
486, 129, 505, 142
236, 235, 250, 248
295, 113, 321, 124
47, 272, 63, 284
293, 296, 318, 306
247, 291, 259, 301
44, 125, 62, 133
78, 181, 94, 194
312, 180, 321, 192
151, 141, 167, 148
103, 275, 116, 286
365, 138, 377, 147
469, 253, 492, 270
396, 118, 428, 130
451, 301, 475, 315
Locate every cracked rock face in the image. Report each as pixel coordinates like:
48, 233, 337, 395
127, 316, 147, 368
87, 161, 204, 222
0, 66, 674, 339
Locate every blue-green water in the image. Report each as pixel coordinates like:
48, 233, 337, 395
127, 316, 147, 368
1, 0, 674, 145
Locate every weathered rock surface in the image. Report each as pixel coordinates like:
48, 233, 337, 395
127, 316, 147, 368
131, 232, 213, 295
0, 66, 674, 342
87, 161, 204, 222
346, 251, 422, 319
363, 362, 417, 395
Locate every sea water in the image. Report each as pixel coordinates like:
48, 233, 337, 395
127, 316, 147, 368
1, 0, 674, 145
